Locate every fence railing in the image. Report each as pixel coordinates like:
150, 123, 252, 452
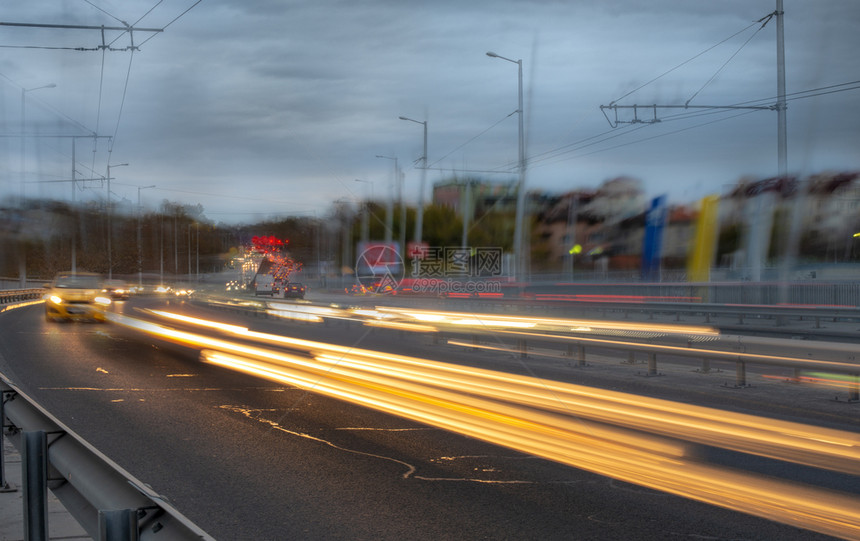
199, 294, 860, 401
0, 288, 44, 305
0, 374, 213, 541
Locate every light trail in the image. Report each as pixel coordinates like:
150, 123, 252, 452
489, 327, 860, 374
370, 306, 721, 337
106, 310, 860, 539
138, 309, 860, 473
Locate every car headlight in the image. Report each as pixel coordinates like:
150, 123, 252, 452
94, 296, 112, 306
49, 295, 63, 305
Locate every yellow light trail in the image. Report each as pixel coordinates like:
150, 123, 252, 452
137, 309, 860, 474
371, 306, 721, 337
106, 310, 860, 539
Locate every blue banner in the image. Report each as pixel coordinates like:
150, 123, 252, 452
641, 195, 667, 281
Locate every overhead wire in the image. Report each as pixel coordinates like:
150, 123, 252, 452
81, 0, 128, 26
526, 81, 860, 171
428, 110, 516, 170
107, 48, 134, 157
437, 14, 775, 178
685, 19, 768, 107
99, 0, 202, 160
522, 10, 777, 173
137, 0, 203, 48
610, 18, 762, 105
104, 0, 165, 49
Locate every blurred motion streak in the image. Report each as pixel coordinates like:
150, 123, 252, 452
0, 299, 44, 314
106, 310, 860, 539
764, 372, 860, 392
371, 306, 720, 337
491, 328, 860, 374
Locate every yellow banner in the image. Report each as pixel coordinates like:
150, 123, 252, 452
687, 195, 719, 282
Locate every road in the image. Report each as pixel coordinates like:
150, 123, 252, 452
0, 295, 857, 540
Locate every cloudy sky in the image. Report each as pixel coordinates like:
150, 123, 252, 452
2, 0, 858, 223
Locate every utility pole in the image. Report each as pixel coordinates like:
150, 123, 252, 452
776, 0, 787, 178
487, 51, 527, 282
599, 2, 788, 283
376, 155, 398, 246
137, 185, 155, 287
106, 163, 128, 280
399, 116, 428, 245
599, 3, 787, 171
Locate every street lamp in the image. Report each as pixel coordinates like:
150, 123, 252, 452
18, 83, 55, 287
137, 184, 156, 286
21, 83, 56, 203
354, 179, 373, 243
106, 163, 129, 279
376, 155, 398, 246
399, 116, 428, 247
487, 51, 527, 282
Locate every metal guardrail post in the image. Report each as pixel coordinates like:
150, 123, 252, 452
736, 361, 748, 388
99, 508, 139, 541
850, 375, 859, 403
23, 430, 48, 541
518, 338, 527, 359
0, 390, 16, 492
0, 376, 214, 541
646, 353, 658, 377
576, 345, 586, 367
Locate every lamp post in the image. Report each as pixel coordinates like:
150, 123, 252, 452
21, 83, 56, 203
376, 155, 398, 246
106, 163, 128, 279
354, 179, 373, 243
399, 116, 428, 247
18, 83, 55, 287
487, 51, 526, 282
137, 184, 155, 287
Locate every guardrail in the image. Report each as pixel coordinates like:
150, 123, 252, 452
520, 279, 860, 306
432, 297, 860, 328
0, 288, 44, 304
0, 374, 213, 541
198, 294, 860, 402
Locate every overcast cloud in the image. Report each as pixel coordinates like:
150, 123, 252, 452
2, 0, 858, 223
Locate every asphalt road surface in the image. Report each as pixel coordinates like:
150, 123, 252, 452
0, 296, 855, 540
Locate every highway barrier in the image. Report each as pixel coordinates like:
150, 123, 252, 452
0, 373, 213, 541
198, 294, 860, 402
0, 288, 43, 305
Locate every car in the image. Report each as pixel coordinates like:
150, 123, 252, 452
103, 279, 130, 300
284, 282, 306, 299
44, 272, 111, 323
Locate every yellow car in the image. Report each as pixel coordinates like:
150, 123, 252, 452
44, 272, 111, 322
